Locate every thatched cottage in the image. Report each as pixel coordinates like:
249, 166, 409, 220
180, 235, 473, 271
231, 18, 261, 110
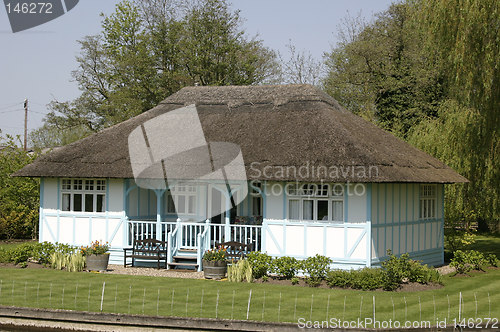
15, 85, 467, 270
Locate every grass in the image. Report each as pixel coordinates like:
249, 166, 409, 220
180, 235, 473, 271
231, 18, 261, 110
0, 240, 35, 251
0, 267, 498, 325
469, 233, 500, 257
0, 236, 498, 325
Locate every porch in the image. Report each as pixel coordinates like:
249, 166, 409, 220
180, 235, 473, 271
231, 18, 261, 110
125, 218, 371, 271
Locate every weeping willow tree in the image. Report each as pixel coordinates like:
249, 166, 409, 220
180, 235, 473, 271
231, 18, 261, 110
408, 0, 499, 231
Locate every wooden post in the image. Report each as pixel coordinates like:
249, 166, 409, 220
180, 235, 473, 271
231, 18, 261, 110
23, 98, 28, 151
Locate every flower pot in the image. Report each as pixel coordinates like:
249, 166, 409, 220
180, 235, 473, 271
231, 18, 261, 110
203, 260, 227, 279
86, 253, 110, 271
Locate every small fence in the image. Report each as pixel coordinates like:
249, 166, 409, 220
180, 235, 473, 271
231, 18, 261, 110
0, 279, 496, 326
127, 221, 177, 245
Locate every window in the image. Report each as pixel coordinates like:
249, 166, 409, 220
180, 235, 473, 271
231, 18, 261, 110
289, 199, 300, 219
61, 179, 106, 212
302, 199, 313, 220
166, 184, 197, 215
317, 200, 328, 220
420, 184, 436, 219
331, 200, 343, 222
287, 183, 344, 222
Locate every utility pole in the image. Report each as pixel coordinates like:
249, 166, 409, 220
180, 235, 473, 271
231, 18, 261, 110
24, 98, 28, 151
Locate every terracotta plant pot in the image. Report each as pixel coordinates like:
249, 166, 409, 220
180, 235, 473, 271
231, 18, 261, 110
203, 260, 227, 279
86, 253, 110, 271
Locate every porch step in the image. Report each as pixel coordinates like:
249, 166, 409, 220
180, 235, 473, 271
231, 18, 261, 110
168, 262, 198, 268
173, 255, 197, 260
177, 248, 197, 253
169, 251, 198, 270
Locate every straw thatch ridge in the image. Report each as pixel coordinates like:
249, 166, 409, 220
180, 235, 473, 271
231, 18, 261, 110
14, 85, 467, 183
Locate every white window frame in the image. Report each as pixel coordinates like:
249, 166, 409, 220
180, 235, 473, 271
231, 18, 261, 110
419, 184, 437, 220
286, 183, 344, 222
166, 184, 197, 215
60, 178, 106, 213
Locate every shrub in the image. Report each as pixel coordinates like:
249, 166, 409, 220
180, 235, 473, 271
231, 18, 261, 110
450, 250, 487, 274
467, 250, 487, 271
350, 268, 385, 290
272, 256, 299, 279
381, 251, 413, 290
10, 242, 37, 264
50, 251, 85, 272
67, 252, 86, 272
305, 277, 321, 287
450, 250, 473, 274
0, 241, 75, 265
247, 251, 272, 279
381, 250, 442, 290
0, 248, 12, 263
227, 259, 253, 283
50, 252, 67, 270
262, 275, 269, 282
30, 242, 56, 264
487, 254, 498, 267
326, 270, 351, 288
301, 254, 332, 282
291, 277, 299, 285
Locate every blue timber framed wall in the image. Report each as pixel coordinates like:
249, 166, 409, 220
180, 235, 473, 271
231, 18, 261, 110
39, 177, 127, 264
370, 183, 445, 266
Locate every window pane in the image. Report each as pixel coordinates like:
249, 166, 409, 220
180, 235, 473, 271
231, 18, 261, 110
177, 196, 185, 214
85, 194, 94, 212
96, 194, 104, 212
332, 200, 343, 222
73, 180, 82, 191
301, 184, 315, 196
188, 196, 195, 214
74, 194, 82, 212
317, 200, 328, 221
253, 196, 262, 216
85, 180, 94, 191
332, 184, 344, 197
289, 200, 300, 219
317, 184, 328, 196
303, 200, 313, 220
62, 194, 71, 211
431, 199, 435, 218
62, 179, 71, 190
96, 180, 106, 191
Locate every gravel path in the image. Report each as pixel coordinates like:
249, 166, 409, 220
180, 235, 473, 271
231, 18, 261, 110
101, 264, 453, 279
103, 264, 204, 279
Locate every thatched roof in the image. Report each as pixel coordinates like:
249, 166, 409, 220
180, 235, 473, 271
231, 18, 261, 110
14, 85, 467, 183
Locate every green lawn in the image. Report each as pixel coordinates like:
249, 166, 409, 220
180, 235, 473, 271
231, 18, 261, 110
0, 267, 498, 325
470, 233, 500, 257
0, 240, 35, 251
0, 236, 498, 326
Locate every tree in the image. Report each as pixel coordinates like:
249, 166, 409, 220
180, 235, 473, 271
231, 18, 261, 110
323, 4, 444, 134
38, 0, 279, 141
324, 0, 499, 230
408, 0, 500, 231
180, 0, 278, 85
279, 41, 324, 85
0, 135, 39, 239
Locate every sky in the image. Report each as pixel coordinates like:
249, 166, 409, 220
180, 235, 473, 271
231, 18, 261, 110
0, 0, 393, 140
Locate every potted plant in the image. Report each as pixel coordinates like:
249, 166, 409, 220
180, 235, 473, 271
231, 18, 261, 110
203, 246, 227, 279
81, 240, 110, 271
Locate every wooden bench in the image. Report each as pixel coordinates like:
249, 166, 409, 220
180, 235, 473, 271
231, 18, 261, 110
215, 241, 253, 262
123, 238, 168, 269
